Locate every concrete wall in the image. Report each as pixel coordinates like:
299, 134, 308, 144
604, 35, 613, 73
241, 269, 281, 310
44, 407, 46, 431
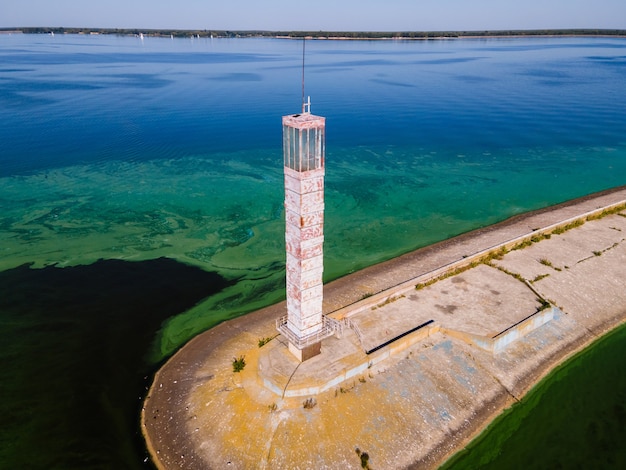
440, 307, 558, 353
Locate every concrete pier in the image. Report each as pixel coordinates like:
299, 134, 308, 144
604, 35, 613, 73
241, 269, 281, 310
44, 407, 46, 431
142, 187, 626, 470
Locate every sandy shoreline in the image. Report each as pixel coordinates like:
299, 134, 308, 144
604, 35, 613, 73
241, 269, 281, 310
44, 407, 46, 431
142, 186, 626, 469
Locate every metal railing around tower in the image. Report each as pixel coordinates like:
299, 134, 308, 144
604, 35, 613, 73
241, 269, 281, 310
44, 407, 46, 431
276, 315, 339, 349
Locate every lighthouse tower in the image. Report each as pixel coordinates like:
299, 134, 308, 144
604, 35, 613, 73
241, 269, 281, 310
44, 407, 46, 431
277, 99, 332, 362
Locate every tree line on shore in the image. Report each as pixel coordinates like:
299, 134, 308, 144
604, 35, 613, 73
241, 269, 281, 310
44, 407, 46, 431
2, 27, 625, 39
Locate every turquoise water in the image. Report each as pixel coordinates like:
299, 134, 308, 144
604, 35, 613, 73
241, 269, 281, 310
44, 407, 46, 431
0, 34, 625, 468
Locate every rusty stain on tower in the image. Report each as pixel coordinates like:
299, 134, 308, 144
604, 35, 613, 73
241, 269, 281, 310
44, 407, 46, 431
276, 99, 334, 362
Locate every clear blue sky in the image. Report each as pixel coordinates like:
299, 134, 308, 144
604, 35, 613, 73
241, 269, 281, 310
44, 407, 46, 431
2, 0, 625, 31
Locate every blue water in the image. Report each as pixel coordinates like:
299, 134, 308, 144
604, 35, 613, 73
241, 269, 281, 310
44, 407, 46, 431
0, 34, 625, 468
2, 35, 625, 176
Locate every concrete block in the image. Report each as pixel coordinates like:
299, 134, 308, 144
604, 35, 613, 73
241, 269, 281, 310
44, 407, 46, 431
287, 283, 323, 302
286, 253, 324, 277
288, 341, 321, 362
284, 189, 324, 214
284, 173, 324, 195
286, 223, 324, 241
285, 209, 324, 229
286, 296, 322, 326
286, 237, 324, 258
286, 262, 324, 289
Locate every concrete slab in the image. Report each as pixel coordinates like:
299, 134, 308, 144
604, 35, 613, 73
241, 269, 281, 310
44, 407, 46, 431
494, 213, 626, 280
347, 294, 434, 353
492, 213, 626, 327
533, 238, 626, 332
407, 264, 542, 337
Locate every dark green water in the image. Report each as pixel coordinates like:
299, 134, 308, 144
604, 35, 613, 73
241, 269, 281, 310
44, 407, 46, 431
0, 259, 233, 469
441, 323, 626, 469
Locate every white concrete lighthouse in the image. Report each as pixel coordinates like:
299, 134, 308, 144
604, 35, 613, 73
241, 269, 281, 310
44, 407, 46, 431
277, 100, 332, 362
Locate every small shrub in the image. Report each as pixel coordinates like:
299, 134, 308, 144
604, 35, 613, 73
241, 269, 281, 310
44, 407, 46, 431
232, 355, 246, 373
355, 448, 371, 469
360, 452, 370, 469
593, 251, 602, 257
258, 336, 275, 347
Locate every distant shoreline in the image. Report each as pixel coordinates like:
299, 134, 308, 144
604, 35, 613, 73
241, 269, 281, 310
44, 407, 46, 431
2, 27, 626, 40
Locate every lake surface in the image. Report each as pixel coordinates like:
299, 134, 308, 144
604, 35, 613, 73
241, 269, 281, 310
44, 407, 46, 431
0, 33, 625, 468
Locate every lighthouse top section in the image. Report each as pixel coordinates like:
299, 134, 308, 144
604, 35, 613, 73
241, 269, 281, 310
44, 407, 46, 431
282, 111, 325, 173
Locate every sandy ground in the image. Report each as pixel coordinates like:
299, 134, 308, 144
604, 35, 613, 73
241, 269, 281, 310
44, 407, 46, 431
141, 187, 626, 469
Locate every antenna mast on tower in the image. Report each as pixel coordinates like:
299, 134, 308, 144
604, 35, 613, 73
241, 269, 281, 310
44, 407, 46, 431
302, 37, 310, 114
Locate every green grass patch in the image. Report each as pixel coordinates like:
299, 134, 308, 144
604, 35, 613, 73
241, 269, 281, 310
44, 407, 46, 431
552, 219, 585, 235
531, 273, 550, 283
539, 258, 553, 267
